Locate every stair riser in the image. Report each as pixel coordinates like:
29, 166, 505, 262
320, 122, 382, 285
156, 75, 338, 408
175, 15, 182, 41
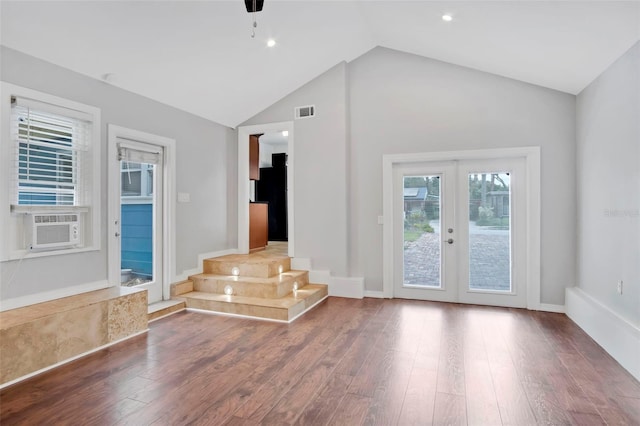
302, 286, 328, 309
185, 298, 292, 321
192, 272, 309, 298
203, 258, 291, 278
170, 280, 193, 297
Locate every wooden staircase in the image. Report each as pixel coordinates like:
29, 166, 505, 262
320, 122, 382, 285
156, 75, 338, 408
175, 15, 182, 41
171, 253, 328, 322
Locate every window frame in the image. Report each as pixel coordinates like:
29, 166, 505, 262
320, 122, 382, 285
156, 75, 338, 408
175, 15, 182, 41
0, 82, 101, 260
13, 99, 89, 207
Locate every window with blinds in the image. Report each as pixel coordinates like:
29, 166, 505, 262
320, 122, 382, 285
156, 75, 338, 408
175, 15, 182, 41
11, 97, 92, 206
1, 83, 101, 258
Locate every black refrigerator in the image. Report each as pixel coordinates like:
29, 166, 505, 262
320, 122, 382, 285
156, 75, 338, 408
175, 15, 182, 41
256, 153, 287, 241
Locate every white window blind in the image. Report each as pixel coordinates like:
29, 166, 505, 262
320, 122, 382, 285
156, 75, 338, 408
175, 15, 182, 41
11, 97, 92, 206
117, 144, 161, 165
118, 142, 161, 198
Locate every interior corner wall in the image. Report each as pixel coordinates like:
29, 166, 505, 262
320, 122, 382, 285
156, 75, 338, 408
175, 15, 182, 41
0, 46, 237, 301
576, 41, 640, 326
241, 62, 349, 276
348, 47, 576, 305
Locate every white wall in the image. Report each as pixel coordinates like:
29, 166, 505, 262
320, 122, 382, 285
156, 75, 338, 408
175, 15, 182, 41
0, 46, 237, 301
243, 47, 576, 305
242, 63, 350, 276
349, 48, 576, 304
576, 42, 639, 326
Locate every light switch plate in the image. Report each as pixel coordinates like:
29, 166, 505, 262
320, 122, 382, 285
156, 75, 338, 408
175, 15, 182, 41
178, 192, 191, 203
378, 215, 384, 225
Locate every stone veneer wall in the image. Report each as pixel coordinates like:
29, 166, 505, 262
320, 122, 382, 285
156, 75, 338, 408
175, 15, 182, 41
0, 287, 148, 386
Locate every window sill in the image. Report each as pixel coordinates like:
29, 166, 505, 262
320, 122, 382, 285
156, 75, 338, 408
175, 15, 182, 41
1, 244, 100, 262
10, 205, 90, 214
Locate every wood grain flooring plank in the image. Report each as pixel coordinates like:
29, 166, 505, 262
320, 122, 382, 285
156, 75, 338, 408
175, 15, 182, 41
88, 397, 148, 425
151, 308, 342, 425
260, 308, 373, 425
332, 302, 394, 377
505, 310, 577, 425
397, 366, 438, 426
556, 349, 637, 423
481, 314, 538, 426
176, 343, 301, 426
362, 349, 415, 426
222, 415, 261, 426
462, 308, 501, 426
432, 392, 467, 426
568, 411, 607, 425
232, 344, 331, 421
294, 373, 353, 426
331, 393, 371, 426
118, 321, 296, 425
232, 304, 351, 422
520, 381, 573, 426
464, 358, 501, 426
436, 315, 465, 395
196, 306, 365, 422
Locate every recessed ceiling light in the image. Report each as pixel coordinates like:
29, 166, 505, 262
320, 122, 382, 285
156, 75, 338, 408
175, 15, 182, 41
442, 14, 453, 22
267, 39, 276, 47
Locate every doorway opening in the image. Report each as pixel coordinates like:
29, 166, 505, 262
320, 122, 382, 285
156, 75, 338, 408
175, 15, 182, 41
255, 132, 288, 251
238, 122, 294, 257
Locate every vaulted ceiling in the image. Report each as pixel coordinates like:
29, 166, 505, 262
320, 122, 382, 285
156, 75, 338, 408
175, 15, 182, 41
1, 1, 639, 128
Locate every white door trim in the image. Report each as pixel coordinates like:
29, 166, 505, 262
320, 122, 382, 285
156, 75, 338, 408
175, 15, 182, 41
237, 122, 294, 257
383, 147, 541, 309
107, 124, 176, 302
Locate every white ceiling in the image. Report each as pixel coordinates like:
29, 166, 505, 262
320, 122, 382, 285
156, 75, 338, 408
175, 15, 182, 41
1, 1, 639, 128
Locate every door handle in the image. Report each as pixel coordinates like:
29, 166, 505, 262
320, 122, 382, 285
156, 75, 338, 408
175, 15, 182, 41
115, 232, 120, 237
445, 238, 454, 244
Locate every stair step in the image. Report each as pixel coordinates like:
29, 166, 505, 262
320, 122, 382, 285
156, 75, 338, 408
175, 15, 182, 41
190, 270, 308, 298
203, 253, 291, 278
178, 284, 328, 322
148, 300, 185, 322
170, 279, 193, 297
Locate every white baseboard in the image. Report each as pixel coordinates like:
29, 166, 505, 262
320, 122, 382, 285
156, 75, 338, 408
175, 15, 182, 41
566, 287, 640, 380
364, 290, 385, 298
328, 276, 364, 299
291, 257, 311, 271
0, 280, 112, 312
175, 248, 239, 281
538, 303, 565, 313
308, 269, 330, 285
0, 328, 148, 389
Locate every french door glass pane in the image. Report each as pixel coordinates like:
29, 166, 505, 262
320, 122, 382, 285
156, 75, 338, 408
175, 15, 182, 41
121, 161, 155, 287
403, 175, 441, 287
468, 172, 511, 291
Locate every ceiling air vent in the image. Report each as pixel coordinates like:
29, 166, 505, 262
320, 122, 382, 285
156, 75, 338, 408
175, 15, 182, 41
295, 105, 315, 119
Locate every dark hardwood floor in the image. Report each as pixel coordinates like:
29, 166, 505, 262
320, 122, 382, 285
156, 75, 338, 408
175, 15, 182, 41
1, 297, 639, 425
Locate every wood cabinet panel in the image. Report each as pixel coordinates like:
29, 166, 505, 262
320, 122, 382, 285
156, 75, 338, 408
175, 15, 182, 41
249, 202, 268, 251
249, 135, 260, 181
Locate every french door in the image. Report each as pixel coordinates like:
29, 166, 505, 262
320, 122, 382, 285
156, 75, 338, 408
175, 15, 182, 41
393, 157, 527, 308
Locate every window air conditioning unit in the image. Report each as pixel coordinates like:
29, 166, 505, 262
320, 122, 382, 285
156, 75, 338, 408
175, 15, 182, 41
28, 213, 81, 250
